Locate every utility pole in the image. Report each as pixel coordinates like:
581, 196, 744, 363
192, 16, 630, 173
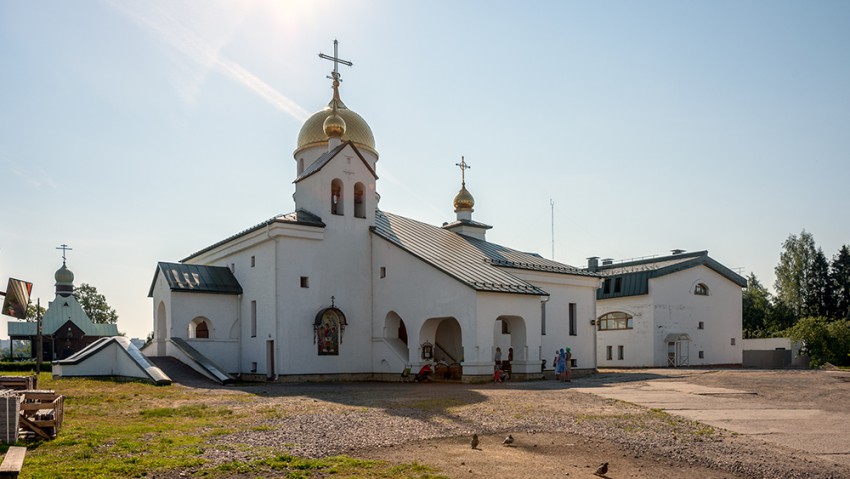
36, 298, 43, 372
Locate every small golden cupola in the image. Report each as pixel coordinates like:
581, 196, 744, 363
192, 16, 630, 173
453, 156, 475, 213
322, 79, 347, 141
443, 156, 492, 241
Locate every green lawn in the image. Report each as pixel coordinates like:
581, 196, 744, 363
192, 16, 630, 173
1, 373, 444, 479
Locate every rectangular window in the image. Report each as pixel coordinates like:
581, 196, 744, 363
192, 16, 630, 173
606, 345, 613, 361
541, 301, 547, 335
731, 338, 736, 346
568, 303, 577, 336
614, 277, 622, 293
698, 321, 704, 330
251, 256, 256, 267
380, 267, 386, 278
501, 320, 510, 334
300, 276, 309, 288
570, 359, 577, 368
250, 300, 257, 338
618, 345, 624, 360
699, 351, 704, 359
251, 361, 257, 372
603, 279, 611, 294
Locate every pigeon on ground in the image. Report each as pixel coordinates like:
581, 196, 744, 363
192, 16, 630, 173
471, 434, 479, 449
503, 434, 514, 446
594, 462, 608, 476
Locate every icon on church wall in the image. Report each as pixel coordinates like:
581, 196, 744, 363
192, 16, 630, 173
314, 307, 347, 356
421, 341, 433, 360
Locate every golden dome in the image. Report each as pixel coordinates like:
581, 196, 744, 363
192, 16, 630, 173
295, 98, 376, 157
453, 185, 475, 212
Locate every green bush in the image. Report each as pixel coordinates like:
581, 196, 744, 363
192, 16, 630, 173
786, 317, 850, 367
0, 361, 51, 372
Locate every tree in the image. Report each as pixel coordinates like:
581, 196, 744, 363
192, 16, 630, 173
25, 303, 46, 322
786, 316, 850, 367
742, 273, 772, 337
74, 283, 119, 324
805, 248, 832, 318
774, 230, 828, 320
831, 245, 850, 320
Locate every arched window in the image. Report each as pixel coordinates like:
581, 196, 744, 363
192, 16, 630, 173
597, 312, 633, 331
354, 182, 365, 218
331, 179, 343, 215
196, 322, 209, 338
189, 317, 211, 339
298, 158, 305, 175
694, 283, 709, 296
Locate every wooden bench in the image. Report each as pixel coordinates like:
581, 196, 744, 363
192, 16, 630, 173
0, 446, 26, 478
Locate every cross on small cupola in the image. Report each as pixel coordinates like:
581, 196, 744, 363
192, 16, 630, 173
318, 39, 353, 83
453, 156, 475, 213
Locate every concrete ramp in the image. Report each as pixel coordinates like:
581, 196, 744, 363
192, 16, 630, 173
53, 336, 172, 385
168, 338, 234, 385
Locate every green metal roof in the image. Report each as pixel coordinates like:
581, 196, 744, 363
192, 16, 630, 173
591, 251, 747, 300
148, 262, 243, 297
7, 294, 119, 337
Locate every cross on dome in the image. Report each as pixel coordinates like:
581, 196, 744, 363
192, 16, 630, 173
56, 243, 73, 266
455, 156, 471, 186
318, 39, 353, 83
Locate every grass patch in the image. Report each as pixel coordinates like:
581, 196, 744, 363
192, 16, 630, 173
9, 372, 450, 479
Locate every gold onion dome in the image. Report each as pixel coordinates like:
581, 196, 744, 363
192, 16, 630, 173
295, 88, 376, 157
453, 185, 475, 211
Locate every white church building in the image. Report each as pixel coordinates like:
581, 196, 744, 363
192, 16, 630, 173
144, 49, 602, 382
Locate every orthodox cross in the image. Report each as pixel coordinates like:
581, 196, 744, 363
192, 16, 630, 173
455, 156, 471, 186
318, 39, 353, 82
56, 244, 73, 266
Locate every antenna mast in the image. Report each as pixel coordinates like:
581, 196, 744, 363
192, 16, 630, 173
550, 199, 555, 260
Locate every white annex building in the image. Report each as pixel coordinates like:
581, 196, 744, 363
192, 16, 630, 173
589, 251, 746, 368
144, 46, 602, 382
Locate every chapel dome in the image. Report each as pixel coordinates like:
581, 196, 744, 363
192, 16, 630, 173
453, 185, 475, 212
295, 99, 377, 157
54, 264, 74, 285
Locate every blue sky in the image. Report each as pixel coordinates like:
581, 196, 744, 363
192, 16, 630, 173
2, 1, 849, 339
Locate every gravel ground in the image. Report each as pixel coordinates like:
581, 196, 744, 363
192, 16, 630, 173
177, 370, 849, 478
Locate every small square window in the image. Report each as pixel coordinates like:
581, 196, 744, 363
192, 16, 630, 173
300, 276, 309, 288
699, 351, 704, 359
698, 321, 704, 330
570, 359, 576, 368
251, 256, 256, 267
731, 338, 736, 346
380, 267, 386, 278
250, 362, 257, 373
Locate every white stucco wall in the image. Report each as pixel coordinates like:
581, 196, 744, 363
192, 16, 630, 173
597, 265, 743, 368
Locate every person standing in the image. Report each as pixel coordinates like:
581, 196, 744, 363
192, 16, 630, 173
565, 347, 572, 382
555, 348, 566, 381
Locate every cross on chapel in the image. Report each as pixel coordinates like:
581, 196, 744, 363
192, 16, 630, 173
56, 244, 73, 266
455, 156, 471, 186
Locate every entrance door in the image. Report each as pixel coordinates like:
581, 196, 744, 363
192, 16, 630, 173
266, 340, 275, 380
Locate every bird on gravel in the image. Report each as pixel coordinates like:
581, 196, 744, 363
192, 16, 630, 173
471, 434, 479, 449
502, 434, 514, 446
593, 462, 608, 476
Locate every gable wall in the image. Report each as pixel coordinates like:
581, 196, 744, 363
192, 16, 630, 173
597, 264, 743, 367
